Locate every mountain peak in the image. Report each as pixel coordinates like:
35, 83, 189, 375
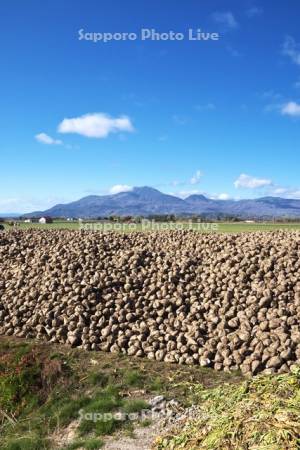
23, 189, 300, 219
185, 194, 209, 202
132, 186, 161, 194
130, 186, 171, 200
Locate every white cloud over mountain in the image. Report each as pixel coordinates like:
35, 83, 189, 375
234, 174, 272, 189
109, 185, 133, 194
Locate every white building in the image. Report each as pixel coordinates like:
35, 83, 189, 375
39, 217, 47, 224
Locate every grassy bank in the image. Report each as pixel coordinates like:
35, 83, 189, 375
0, 337, 241, 450
1, 337, 300, 449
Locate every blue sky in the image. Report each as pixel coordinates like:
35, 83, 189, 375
1, 0, 300, 212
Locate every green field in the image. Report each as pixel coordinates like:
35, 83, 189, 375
2, 220, 300, 233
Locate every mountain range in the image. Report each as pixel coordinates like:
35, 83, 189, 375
22, 187, 300, 219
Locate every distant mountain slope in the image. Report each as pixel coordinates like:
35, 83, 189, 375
24, 187, 300, 219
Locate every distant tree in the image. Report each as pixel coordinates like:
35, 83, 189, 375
108, 215, 119, 222
121, 216, 133, 223
166, 214, 176, 221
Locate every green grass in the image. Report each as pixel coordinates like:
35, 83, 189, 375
3, 221, 80, 230
122, 399, 149, 414
0, 343, 125, 447
140, 418, 152, 427
87, 371, 109, 387
77, 386, 149, 437
3, 220, 300, 233
0, 336, 242, 450
49, 397, 92, 427
0, 343, 41, 415
0, 337, 238, 450
149, 376, 165, 392
2, 434, 49, 450
213, 222, 300, 233
122, 369, 144, 387
63, 438, 104, 450
83, 438, 104, 450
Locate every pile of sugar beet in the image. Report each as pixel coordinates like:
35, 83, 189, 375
1, 229, 300, 376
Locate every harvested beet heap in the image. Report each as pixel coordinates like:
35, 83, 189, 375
1, 229, 300, 376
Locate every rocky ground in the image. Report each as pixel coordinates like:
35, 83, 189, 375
1, 229, 300, 376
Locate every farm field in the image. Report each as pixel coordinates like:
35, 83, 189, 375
3, 220, 300, 232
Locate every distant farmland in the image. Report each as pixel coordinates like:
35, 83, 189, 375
3, 220, 300, 232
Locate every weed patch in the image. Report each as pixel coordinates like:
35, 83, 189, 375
156, 368, 300, 450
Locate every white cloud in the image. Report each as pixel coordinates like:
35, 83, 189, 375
58, 113, 134, 138
35, 133, 62, 145
272, 187, 288, 195
282, 36, 300, 65
109, 185, 133, 195
281, 101, 300, 117
190, 170, 203, 185
263, 92, 300, 117
212, 11, 238, 29
216, 193, 230, 200
234, 174, 272, 189
288, 190, 300, 199
245, 6, 263, 18
167, 170, 204, 189
271, 187, 300, 199
208, 193, 232, 200
176, 191, 231, 200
